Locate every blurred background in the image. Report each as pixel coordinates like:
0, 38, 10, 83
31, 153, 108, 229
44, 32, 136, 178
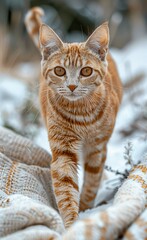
0, 0, 147, 166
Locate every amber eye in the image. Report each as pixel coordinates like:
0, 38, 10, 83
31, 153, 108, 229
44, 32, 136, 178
80, 67, 93, 77
54, 66, 66, 76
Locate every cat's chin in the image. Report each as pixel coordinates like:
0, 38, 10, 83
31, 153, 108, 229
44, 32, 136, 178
63, 94, 83, 101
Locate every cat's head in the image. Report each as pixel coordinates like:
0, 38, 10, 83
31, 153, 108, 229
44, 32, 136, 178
39, 22, 109, 101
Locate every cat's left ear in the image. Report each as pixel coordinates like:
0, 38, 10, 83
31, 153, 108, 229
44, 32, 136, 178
85, 22, 109, 61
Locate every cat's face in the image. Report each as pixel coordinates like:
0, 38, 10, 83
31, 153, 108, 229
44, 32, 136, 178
39, 22, 109, 101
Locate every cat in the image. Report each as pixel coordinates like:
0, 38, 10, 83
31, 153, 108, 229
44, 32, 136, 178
25, 7, 123, 228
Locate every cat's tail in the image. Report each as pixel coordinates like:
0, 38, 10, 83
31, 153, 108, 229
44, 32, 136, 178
25, 7, 44, 49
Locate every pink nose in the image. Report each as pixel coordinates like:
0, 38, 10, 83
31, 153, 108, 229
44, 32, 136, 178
67, 85, 77, 92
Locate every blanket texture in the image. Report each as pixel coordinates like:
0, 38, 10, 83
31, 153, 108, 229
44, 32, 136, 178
0, 127, 64, 239
0, 127, 147, 240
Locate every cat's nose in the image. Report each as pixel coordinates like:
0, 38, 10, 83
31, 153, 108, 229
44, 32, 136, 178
67, 85, 78, 92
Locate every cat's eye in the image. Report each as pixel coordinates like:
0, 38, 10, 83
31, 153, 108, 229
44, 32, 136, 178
80, 67, 93, 77
54, 66, 66, 77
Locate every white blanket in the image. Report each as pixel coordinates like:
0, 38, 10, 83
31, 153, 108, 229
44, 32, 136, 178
0, 127, 146, 240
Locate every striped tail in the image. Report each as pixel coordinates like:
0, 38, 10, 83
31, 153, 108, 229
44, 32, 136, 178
25, 7, 44, 48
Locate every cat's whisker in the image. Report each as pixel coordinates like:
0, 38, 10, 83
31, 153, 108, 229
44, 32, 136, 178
103, 80, 123, 91
33, 83, 42, 90
31, 111, 40, 124
7, 50, 21, 72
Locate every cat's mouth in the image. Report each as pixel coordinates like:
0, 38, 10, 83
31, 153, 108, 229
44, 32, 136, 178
64, 92, 82, 101
57, 89, 86, 101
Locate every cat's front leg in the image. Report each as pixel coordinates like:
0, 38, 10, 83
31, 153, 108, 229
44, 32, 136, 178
80, 144, 107, 211
51, 146, 80, 228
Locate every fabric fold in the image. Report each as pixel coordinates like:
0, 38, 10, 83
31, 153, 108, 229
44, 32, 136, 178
0, 127, 64, 239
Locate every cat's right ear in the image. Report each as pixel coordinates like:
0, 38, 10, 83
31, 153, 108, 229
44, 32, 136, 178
39, 24, 63, 59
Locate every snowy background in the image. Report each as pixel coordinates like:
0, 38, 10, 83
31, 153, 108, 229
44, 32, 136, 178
0, 0, 147, 206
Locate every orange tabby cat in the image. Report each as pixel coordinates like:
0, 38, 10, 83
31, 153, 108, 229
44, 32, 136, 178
25, 7, 123, 228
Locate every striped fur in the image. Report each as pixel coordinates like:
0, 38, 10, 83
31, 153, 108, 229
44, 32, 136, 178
25, 7, 123, 228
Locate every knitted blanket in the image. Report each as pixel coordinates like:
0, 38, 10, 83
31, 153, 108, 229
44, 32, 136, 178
0, 127, 147, 240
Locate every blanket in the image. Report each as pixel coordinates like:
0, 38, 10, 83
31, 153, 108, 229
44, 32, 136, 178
0, 127, 147, 240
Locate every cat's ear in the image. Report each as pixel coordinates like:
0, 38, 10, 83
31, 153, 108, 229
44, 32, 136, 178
85, 22, 109, 61
39, 24, 63, 59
